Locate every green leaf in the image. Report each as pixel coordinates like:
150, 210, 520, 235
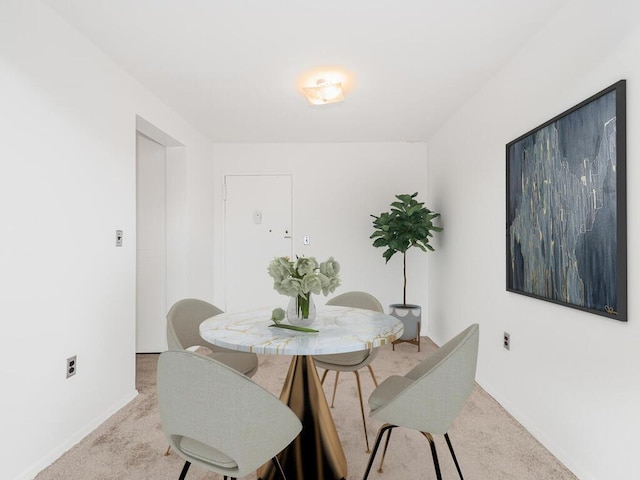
372, 238, 388, 248
406, 205, 422, 216
382, 249, 397, 262
395, 193, 414, 203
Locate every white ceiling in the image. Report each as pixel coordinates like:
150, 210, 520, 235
42, 0, 568, 143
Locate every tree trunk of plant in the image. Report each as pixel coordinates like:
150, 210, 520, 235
403, 251, 407, 305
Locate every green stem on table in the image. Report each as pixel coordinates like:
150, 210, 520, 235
269, 324, 318, 333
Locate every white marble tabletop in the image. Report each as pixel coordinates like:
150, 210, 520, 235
199, 305, 404, 355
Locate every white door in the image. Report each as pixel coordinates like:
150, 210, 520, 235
136, 133, 167, 352
224, 174, 293, 311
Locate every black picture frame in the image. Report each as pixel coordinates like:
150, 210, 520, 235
506, 80, 627, 321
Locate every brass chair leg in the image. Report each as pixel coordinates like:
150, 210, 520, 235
367, 364, 378, 388
164, 445, 171, 456
330, 371, 340, 408
323, 365, 377, 453
353, 370, 371, 452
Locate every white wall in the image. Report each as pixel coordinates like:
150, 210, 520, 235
427, 1, 640, 479
0, 2, 211, 479
211, 143, 431, 315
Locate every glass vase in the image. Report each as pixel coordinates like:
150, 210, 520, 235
287, 294, 316, 326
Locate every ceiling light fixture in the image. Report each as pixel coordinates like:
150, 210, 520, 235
302, 79, 345, 106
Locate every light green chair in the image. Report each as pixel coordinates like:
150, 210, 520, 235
164, 298, 259, 456
167, 298, 259, 377
362, 323, 480, 480
313, 291, 384, 452
157, 350, 301, 480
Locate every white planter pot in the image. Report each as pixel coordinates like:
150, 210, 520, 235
389, 304, 421, 351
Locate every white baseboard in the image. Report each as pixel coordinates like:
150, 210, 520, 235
14, 389, 139, 480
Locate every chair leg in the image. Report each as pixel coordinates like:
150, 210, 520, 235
319, 369, 339, 408
377, 424, 394, 473
330, 371, 340, 408
445, 433, 464, 479
362, 424, 395, 480
178, 461, 191, 480
421, 432, 442, 480
353, 370, 371, 452
272, 455, 288, 479
164, 445, 171, 456
367, 364, 379, 388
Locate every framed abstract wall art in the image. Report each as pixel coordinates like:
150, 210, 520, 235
506, 80, 627, 321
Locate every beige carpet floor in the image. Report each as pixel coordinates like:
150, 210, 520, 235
36, 339, 578, 480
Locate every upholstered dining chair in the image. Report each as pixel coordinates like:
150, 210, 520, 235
362, 323, 480, 480
164, 298, 259, 455
157, 350, 302, 480
166, 298, 259, 377
312, 291, 384, 452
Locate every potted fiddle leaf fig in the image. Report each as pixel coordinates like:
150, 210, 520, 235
371, 192, 442, 351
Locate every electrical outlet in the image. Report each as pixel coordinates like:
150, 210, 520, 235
66, 355, 77, 378
503, 332, 510, 351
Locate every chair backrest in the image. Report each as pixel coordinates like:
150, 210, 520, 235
157, 350, 302, 477
319, 291, 384, 365
166, 298, 223, 351
372, 324, 479, 434
326, 291, 384, 313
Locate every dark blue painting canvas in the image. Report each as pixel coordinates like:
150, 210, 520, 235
506, 81, 626, 321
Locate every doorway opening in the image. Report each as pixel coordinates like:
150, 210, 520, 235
135, 116, 183, 354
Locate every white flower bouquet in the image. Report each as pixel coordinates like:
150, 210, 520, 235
268, 256, 341, 320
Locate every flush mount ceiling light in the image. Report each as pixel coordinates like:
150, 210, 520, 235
302, 78, 345, 106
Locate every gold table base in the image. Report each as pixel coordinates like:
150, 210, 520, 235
258, 355, 347, 480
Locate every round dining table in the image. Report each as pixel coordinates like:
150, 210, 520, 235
200, 304, 403, 480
